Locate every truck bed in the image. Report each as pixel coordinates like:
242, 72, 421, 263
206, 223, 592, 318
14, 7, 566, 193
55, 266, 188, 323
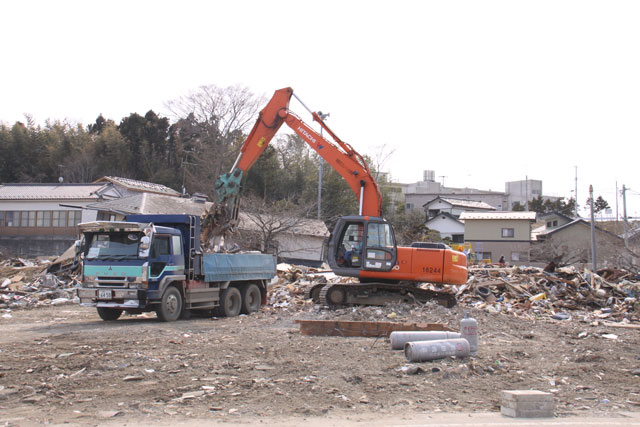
201, 253, 276, 282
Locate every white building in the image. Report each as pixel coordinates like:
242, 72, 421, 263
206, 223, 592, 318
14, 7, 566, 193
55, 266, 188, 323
424, 212, 465, 243
505, 179, 543, 209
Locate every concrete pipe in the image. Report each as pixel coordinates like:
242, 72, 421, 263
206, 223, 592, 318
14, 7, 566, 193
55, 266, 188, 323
390, 331, 461, 350
404, 338, 470, 362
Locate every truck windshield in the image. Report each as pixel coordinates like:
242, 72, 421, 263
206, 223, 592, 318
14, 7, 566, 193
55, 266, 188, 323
85, 232, 143, 260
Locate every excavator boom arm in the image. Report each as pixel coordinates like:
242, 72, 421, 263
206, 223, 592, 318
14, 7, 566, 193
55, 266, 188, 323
216, 87, 382, 222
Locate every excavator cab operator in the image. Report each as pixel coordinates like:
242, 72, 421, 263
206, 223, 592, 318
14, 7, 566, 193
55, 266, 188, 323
337, 223, 364, 268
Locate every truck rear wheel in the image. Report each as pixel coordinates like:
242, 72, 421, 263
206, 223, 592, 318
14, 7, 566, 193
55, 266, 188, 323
241, 283, 262, 314
219, 286, 242, 317
97, 307, 122, 321
156, 286, 183, 322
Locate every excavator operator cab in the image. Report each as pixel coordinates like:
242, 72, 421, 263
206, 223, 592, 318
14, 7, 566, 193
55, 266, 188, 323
328, 215, 397, 277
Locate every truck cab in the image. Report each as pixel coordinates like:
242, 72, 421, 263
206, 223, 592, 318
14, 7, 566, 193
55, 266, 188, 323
78, 221, 184, 320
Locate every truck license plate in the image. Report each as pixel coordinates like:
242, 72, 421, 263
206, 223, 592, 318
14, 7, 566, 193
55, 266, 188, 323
98, 289, 112, 299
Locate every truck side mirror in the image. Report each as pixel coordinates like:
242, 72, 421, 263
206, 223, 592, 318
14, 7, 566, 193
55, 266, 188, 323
139, 236, 150, 258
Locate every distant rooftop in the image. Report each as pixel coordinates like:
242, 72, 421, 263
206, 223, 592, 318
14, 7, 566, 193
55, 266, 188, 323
94, 176, 181, 197
459, 211, 537, 221
86, 192, 211, 216
436, 197, 496, 211
238, 212, 329, 237
0, 183, 106, 200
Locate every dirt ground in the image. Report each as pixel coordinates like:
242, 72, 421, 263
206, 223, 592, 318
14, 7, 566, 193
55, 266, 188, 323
1, 298, 639, 426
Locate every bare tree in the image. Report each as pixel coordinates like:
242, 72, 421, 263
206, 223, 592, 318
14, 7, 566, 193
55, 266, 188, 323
532, 233, 638, 271
368, 143, 396, 181
166, 85, 266, 196
530, 239, 590, 266
63, 149, 98, 183
235, 195, 316, 254
167, 85, 264, 137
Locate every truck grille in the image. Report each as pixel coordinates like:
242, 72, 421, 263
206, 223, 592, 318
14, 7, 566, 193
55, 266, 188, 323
97, 277, 126, 286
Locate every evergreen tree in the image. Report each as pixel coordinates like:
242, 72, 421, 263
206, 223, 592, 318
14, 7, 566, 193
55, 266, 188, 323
511, 202, 525, 211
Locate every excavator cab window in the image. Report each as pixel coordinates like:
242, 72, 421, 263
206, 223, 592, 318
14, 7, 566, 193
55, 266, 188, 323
362, 221, 397, 272
336, 222, 364, 268
333, 219, 397, 273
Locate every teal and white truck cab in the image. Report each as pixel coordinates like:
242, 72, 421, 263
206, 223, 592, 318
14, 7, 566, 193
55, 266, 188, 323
76, 214, 276, 321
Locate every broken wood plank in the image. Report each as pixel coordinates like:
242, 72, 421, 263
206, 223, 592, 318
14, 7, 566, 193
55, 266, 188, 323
603, 321, 640, 330
293, 319, 453, 337
499, 278, 531, 297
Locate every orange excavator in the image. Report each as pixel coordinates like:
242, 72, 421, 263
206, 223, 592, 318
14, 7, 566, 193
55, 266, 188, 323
215, 87, 467, 307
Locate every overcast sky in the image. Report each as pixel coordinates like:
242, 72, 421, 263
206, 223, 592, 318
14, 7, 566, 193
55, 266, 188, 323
2, 1, 639, 217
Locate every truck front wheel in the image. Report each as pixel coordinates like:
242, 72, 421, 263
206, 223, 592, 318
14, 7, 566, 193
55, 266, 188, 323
241, 283, 262, 314
219, 286, 242, 317
97, 307, 122, 321
156, 286, 183, 322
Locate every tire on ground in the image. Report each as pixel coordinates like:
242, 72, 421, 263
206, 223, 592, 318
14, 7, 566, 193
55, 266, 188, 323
97, 307, 122, 321
241, 283, 262, 314
219, 285, 242, 317
156, 285, 183, 322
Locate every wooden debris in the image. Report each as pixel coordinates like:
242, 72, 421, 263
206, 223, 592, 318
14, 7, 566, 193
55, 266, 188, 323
294, 319, 453, 337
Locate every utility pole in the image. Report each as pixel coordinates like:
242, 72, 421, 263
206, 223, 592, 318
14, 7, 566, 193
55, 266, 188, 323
316, 111, 330, 220
525, 175, 529, 211
615, 181, 619, 233
181, 149, 196, 195
574, 166, 578, 217
439, 175, 447, 187
589, 185, 597, 272
622, 184, 629, 248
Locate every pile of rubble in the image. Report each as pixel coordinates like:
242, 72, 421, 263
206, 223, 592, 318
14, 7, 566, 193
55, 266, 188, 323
3, 253, 640, 324
269, 262, 640, 322
458, 265, 640, 321
0, 257, 79, 313
267, 263, 336, 311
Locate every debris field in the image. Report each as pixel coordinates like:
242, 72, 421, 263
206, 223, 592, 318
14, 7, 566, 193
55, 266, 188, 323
1, 259, 640, 424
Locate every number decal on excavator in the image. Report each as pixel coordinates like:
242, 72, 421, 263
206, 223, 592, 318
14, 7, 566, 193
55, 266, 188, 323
421, 266, 442, 274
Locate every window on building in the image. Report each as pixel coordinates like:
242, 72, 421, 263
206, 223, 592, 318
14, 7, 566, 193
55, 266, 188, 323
53, 211, 66, 227
0, 211, 4, 227
67, 211, 82, 227
501, 228, 514, 238
6, 212, 16, 227
20, 211, 36, 227
511, 251, 529, 262
476, 252, 492, 262
37, 211, 52, 227
452, 234, 464, 243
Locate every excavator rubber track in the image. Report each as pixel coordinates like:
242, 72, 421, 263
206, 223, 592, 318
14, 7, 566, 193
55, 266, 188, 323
305, 282, 326, 302
315, 282, 456, 309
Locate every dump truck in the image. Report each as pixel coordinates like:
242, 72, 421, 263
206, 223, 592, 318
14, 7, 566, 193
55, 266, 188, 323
76, 214, 276, 321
